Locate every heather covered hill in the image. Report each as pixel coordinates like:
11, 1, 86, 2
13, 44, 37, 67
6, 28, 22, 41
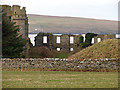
28, 14, 117, 34
68, 39, 118, 60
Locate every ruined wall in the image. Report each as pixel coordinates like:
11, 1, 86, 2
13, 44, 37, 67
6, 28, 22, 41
93, 34, 116, 44
59, 34, 70, 52
2, 5, 28, 38
104, 34, 116, 40
35, 33, 82, 52
35, 32, 117, 52
13, 20, 26, 37
94, 34, 104, 43
2, 58, 119, 72
2, 5, 30, 57
35, 33, 53, 48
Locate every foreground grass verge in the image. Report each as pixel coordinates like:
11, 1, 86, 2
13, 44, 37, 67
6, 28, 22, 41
2, 71, 118, 88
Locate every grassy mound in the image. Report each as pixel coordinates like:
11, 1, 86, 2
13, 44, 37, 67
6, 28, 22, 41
68, 39, 118, 60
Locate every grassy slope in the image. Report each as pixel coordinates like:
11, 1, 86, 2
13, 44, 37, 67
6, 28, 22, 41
28, 14, 117, 34
2, 71, 118, 88
68, 39, 118, 60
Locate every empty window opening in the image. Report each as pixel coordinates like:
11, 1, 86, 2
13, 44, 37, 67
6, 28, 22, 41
97, 38, 101, 43
43, 36, 47, 43
56, 36, 60, 43
82, 34, 86, 42
70, 36, 74, 44
116, 34, 120, 39
70, 48, 74, 51
91, 38, 94, 44
57, 48, 60, 51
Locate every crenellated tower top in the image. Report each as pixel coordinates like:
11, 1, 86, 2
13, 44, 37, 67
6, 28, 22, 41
2, 5, 27, 20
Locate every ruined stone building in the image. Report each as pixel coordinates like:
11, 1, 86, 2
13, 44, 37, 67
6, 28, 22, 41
2, 5, 30, 57
92, 34, 119, 44
35, 32, 119, 52
35, 33, 82, 52
2, 5, 29, 39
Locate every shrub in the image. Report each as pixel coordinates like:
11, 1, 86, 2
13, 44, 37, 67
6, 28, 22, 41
77, 36, 84, 47
78, 33, 98, 48
85, 33, 97, 45
29, 46, 53, 58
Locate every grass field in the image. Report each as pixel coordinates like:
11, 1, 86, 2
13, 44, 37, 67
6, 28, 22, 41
2, 71, 118, 88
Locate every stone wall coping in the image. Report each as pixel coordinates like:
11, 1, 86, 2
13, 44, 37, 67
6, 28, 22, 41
1, 58, 119, 61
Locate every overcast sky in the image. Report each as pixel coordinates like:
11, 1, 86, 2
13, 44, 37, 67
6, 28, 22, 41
0, 0, 119, 20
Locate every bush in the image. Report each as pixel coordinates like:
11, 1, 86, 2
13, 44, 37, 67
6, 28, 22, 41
80, 43, 90, 48
29, 46, 53, 58
78, 33, 98, 48
85, 33, 97, 45
77, 36, 84, 47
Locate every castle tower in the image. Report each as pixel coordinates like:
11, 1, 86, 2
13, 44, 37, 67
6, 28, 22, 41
2, 5, 30, 57
2, 5, 29, 39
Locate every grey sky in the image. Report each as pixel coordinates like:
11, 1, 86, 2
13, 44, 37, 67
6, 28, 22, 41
0, 0, 119, 20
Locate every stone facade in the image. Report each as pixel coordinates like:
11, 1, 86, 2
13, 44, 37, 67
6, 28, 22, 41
2, 58, 119, 72
2, 5, 29, 39
92, 34, 116, 44
35, 33, 118, 52
35, 33, 82, 52
2, 5, 30, 57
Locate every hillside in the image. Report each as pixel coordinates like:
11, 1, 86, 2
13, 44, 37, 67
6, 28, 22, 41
68, 39, 118, 60
28, 14, 117, 34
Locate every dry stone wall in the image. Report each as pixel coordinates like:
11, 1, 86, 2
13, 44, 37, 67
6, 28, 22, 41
2, 58, 119, 71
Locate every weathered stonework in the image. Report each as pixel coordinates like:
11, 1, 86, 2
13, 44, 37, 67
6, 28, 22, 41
93, 34, 116, 44
35, 33, 118, 53
2, 5, 29, 39
2, 5, 30, 57
2, 58, 119, 72
35, 33, 82, 52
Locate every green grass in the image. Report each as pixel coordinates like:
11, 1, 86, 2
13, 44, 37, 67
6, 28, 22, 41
53, 52, 70, 59
55, 53, 69, 58
2, 71, 118, 88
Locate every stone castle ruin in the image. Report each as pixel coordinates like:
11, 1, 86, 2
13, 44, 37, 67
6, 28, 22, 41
35, 33, 82, 52
2, 5, 29, 39
35, 32, 119, 52
92, 34, 118, 44
2, 5, 30, 57
2, 5, 119, 54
